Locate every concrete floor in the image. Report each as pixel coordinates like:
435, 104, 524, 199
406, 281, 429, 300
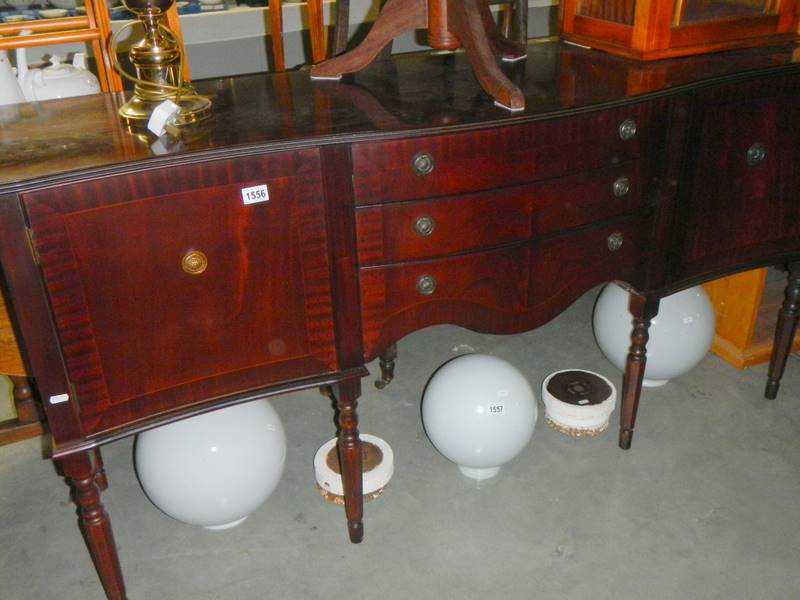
1, 287, 799, 600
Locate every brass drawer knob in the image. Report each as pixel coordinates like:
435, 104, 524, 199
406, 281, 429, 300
607, 232, 624, 252
181, 250, 208, 275
746, 143, 766, 166
416, 274, 438, 296
618, 119, 637, 140
412, 152, 434, 176
414, 215, 436, 236
613, 176, 631, 197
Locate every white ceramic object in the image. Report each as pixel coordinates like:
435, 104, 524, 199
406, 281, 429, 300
313, 434, 394, 499
422, 354, 537, 480
16, 48, 101, 101
39, 8, 68, 17
135, 399, 286, 530
542, 369, 616, 436
593, 283, 715, 387
0, 50, 26, 106
47, 0, 77, 8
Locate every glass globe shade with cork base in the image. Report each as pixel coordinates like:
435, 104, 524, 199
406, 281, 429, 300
314, 434, 395, 504
110, 0, 211, 133
421, 354, 537, 481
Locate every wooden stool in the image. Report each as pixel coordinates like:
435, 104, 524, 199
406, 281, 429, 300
1, 294, 43, 446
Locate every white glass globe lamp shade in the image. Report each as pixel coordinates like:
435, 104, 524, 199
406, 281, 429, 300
593, 283, 715, 387
422, 354, 537, 480
135, 399, 286, 530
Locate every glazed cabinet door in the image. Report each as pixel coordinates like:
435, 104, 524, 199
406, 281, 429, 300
22, 150, 337, 438
671, 74, 800, 282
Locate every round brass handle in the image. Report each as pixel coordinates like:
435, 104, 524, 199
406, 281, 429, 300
414, 215, 436, 236
747, 143, 766, 166
607, 232, 624, 252
412, 152, 434, 176
613, 176, 631, 197
416, 274, 438, 296
181, 250, 208, 275
618, 119, 637, 140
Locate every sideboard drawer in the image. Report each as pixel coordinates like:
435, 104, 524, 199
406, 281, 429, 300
351, 100, 667, 205
673, 75, 800, 281
22, 150, 337, 436
355, 161, 648, 265
359, 216, 648, 359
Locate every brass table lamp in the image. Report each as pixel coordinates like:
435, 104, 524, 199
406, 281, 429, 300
111, 0, 211, 130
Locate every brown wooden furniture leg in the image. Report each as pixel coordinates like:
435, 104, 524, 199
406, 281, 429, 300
333, 377, 364, 543
477, 0, 526, 60
59, 449, 126, 600
310, 0, 427, 78
93, 447, 109, 491
333, 0, 351, 55
619, 293, 660, 450
375, 343, 398, 389
447, 0, 525, 110
765, 262, 800, 399
0, 375, 44, 446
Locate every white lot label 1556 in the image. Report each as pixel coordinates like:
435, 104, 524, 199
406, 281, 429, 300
241, 184, 269, 205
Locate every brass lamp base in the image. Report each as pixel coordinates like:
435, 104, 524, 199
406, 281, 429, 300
118, 94, 212, 130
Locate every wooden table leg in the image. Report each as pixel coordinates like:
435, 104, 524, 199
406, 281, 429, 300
59, 449, 126, 600
447, 0, 525, 110
375, 343, 398, 390
310, 0, 427, 79
619, 293, 660, 450
333, 377, 364, 543
0, 375, 44, 446
310, 0, 526, 110
765, 261, 800, 399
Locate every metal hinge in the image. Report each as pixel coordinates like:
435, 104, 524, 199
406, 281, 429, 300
25, 227, 40, 265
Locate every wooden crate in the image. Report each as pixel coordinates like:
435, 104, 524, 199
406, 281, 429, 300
704, 267, 800, 369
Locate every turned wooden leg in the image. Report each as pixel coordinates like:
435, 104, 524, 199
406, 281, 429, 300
619, 293, 660, 450
447, 0, 525, 110
0, 376, 44, 446
9, 375, 40, 423
333, 378, 364, 543
310, 0, 427, 79
375, 343, 398, 390
59, 450, 126, 600
765, 262, 800, 399
93, 447, 109, 491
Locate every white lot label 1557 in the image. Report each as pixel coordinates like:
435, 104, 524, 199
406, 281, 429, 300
487, 402, 505, 415
241, 184, 269, 205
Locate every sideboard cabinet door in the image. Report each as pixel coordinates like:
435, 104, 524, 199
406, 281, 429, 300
22, 150, 337, 438
673, 75, 800, 282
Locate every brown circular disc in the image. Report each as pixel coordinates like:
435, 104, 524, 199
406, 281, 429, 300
545, 371, 612, 406
325, 441, 384, 475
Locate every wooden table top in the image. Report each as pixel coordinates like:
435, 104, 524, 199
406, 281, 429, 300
2, 40, 799, 189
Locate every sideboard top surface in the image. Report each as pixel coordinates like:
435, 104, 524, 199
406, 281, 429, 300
1, 41, 799, 188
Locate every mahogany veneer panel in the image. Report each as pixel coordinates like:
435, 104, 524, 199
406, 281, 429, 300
360, 216, 648, 359
351, 100, 668, 204
355, 161, 648, 265
674, 74, 800, 282
22, 150, 337, 436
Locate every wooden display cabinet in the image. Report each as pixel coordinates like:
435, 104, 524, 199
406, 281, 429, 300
560, 0, 799, 60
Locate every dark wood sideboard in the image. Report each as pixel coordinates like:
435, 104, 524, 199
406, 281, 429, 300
1, 42, 799, 599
